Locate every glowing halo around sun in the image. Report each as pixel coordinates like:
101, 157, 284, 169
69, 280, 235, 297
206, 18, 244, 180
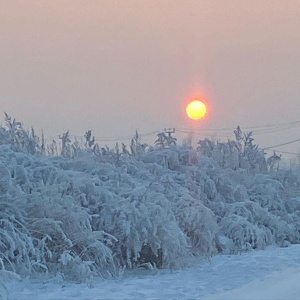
186, 100, 207, 120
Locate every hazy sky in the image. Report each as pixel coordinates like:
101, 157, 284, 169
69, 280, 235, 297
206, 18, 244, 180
1, 0, 300, 156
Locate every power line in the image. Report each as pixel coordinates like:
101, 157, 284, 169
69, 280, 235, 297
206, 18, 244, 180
263, 138, 300, 150
241, 120, 300, 130
264, 149, 299, 155
176, 120, 300, 136
179, 120, 299, 130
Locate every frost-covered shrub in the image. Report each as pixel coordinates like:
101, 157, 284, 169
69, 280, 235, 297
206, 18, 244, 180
141, 148, 180, 171
188, 154, 299, 252
220, 215, 268, 253
59, 251, 93, 283
197, 127, 267, 173
0, 268, 21, 300
0, 195, 35, 277
90, 187, 192, 269
2, 114, 300, 290
175, 196, 219, 256
0, 163, 11, 194
0, 127, 9, 146
3, 113, 40, 155
26, 186, 117, 279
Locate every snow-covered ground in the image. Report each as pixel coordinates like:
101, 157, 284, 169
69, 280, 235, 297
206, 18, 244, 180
7, 244, 300, 300
207, 267, 300, 300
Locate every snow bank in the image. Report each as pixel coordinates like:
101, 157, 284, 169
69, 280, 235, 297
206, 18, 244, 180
7, 245, 300, 300
207, 267, 300, 300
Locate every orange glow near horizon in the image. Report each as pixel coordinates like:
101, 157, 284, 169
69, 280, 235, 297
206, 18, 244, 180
186, 100, 207, 120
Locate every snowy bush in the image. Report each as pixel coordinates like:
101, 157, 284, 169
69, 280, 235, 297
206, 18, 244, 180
1, 114, 300, 292
90, 187, 192, 269
0, 163, 11, 194
0, 268, 20, 300
175, 196, 219, 256
197, 126, 267, 173
0, 194, 35, 276
26, 185, 117, 280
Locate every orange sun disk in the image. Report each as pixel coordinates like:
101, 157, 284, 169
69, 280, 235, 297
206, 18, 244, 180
186, 100, 207, 120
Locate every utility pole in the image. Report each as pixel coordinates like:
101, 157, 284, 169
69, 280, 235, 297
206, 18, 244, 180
164, 128, 175, 137
163, 128, 177, 148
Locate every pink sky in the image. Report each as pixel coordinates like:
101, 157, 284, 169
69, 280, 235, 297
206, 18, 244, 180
1, 0, 300, 156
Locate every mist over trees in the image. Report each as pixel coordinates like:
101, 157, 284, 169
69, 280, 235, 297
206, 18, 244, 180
1, 113, 300, 297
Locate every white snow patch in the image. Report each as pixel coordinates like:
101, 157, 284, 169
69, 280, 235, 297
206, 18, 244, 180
7, 244, 300, 300
207, 267, 300, 300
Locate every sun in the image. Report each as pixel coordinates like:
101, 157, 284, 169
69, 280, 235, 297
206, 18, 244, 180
186, 100, 207, 120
